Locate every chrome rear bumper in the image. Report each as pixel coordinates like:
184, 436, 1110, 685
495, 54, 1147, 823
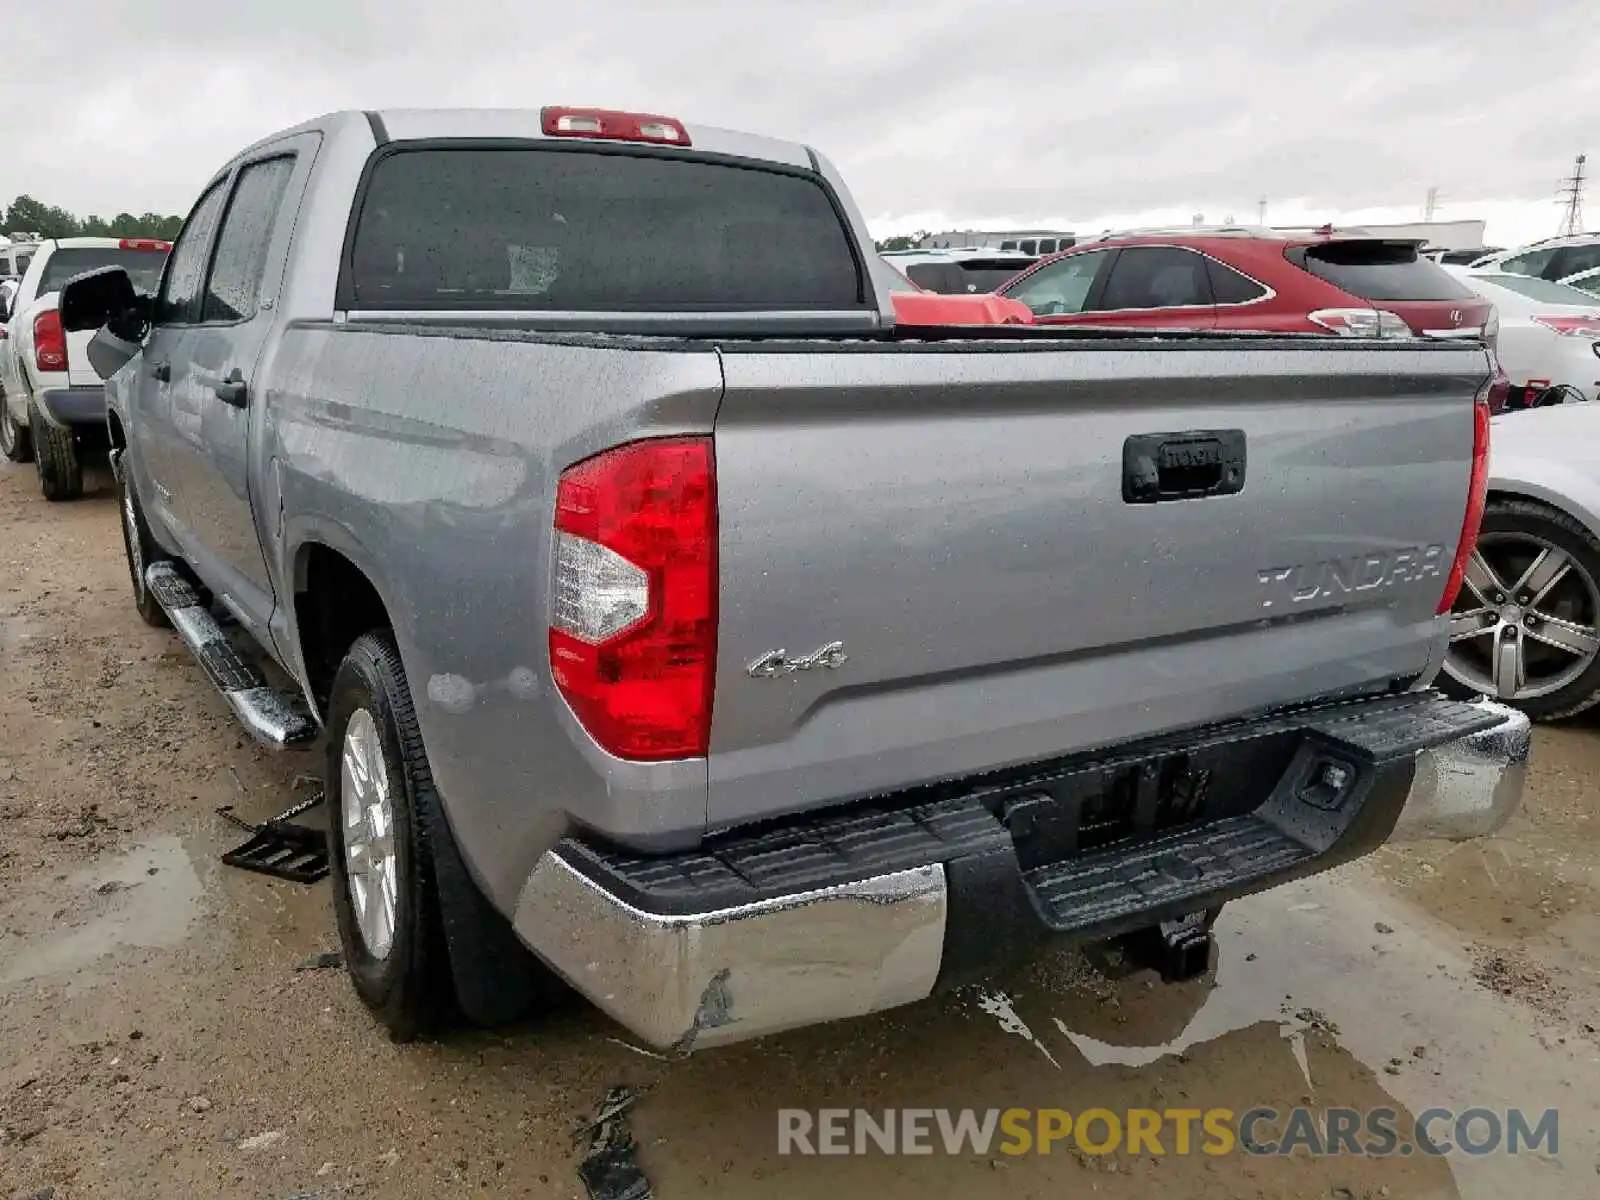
1388, 698, 1531, 841
511, 697, 1531, 1051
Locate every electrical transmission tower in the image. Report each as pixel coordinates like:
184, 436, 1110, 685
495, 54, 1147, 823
1424, 186, 1438, 222
1557, 154, 1587, 237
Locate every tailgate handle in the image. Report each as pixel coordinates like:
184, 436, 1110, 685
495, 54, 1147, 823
1123, 430, 1246, 504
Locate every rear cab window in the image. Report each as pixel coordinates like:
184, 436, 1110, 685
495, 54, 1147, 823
1290, 241, 1478, 302
344, 145, 865, 313
39, 247, 170, 297
905, 258, 1033, 295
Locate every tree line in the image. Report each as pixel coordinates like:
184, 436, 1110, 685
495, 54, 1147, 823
3, 195, 183, 242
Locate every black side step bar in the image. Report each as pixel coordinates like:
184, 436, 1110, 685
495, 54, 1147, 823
145, 562, 319, 749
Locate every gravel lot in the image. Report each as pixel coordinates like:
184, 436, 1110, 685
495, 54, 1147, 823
2, 459, 1598, 1200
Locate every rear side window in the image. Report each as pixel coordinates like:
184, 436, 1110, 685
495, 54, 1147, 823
203, 156, 296, 322
1206, 257, 1268, 304
1498, 248, 1556, 278
1296, 241, 1477, 301
1551, 244, 1600, 280
347, 147, 863, 311
1099, 247, 1211, 310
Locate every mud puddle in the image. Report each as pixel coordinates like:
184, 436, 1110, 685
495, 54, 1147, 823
0, 837, 206, 990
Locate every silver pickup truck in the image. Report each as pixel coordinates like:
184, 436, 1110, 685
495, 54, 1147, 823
61, 106, 1530, 1051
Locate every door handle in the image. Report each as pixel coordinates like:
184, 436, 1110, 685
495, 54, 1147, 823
1123, 430, 1247, 504
214, 368, 247, 408
149, 360, 170, 382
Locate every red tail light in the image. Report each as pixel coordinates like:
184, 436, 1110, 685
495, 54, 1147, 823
33, 309, 66, 372
1531, 315, 1600, 337
549, 437, 717, 760
118, 238, 171, 252
1437, 391, 1492, 615
541, 107, 691, 147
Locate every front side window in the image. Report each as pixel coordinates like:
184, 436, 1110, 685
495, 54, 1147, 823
1004, 250, 1112, 316
157, 182, 229, 325
1498, 248, 1556, 279
202, 156, 296, 323
1098, 247, 1212, 310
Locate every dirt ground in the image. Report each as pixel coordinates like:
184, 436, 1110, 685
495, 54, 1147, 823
2, 458, 1598, 1200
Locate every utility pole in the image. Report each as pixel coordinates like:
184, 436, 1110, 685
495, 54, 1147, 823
1258, 196, 1267, 224
1424, 186, 1438, 222
1557, 154, 1587, 238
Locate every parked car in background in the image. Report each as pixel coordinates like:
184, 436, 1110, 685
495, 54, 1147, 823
0, 237, 171, 497
1470, 235, 1600, 284
877, 247, 1037, 294
0, 240, 38, 280
870, 255, 1034, 325
61, 104, 1525, 1052
1445, 269, 1600, 406
997, 227, 1494, 339
1442, 403, 1600, 720
1424, 247, 1503, 266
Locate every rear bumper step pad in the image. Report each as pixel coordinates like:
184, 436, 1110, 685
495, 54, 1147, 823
145, 562, 318, 749
513, 691, 1530, 1050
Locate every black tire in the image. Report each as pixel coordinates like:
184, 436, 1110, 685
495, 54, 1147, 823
1440, 497, 1600, 721
115, 461, 169, 628
0, 389, 32, 463
29, 402, 83, 501
325, 630, 453, 1041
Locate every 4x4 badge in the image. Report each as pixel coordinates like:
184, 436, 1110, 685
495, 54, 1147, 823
747, 642, 849, 679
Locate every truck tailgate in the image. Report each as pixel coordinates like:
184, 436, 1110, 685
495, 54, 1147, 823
707, 339, 1488, 829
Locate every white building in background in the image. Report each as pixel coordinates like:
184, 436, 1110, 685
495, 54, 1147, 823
918, 229, 1077, 253
917, 218, 1489, 254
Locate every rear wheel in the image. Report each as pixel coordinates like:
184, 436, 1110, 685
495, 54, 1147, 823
325, 631, 453, 1041
29, 403, 83, 501
0, 387, 32, 463
1441, 497, 1600, 720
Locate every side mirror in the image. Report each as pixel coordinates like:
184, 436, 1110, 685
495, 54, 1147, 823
60, 267, 152, 380
58, 266, 139, 333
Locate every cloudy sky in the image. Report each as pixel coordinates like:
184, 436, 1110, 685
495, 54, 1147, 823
4, 0, 1596, 247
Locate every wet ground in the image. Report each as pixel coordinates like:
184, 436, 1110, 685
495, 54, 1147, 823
2, 459, 1597, 1200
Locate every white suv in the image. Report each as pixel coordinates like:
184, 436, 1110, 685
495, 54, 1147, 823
0, 237, 170, 499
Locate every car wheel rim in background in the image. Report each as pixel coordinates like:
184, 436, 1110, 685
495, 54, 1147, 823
1445, 532, 1600, 702
341, 708, 399, 960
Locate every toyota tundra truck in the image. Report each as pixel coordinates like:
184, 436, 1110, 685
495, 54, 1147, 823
60, 106, 1530, 1051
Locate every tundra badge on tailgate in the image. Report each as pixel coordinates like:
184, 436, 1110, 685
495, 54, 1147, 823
747, 642, 849, 679
1257, 544, 1447, 609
